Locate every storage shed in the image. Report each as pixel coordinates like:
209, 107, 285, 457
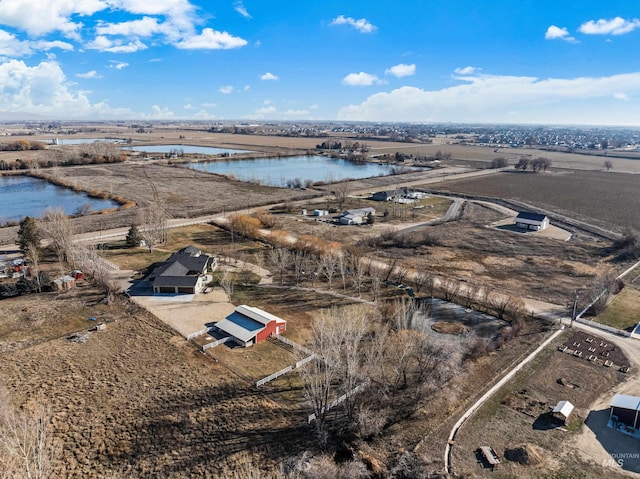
515, 211, 549, 231
551, 400, 574, 425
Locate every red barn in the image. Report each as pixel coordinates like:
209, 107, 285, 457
214, 305, 287, 347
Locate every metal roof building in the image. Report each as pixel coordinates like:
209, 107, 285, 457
214, 305, 287, 347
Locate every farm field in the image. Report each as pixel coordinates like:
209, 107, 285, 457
451, 330, 631, 478
427, 169, 640, 232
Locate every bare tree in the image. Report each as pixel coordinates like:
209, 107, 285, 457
268, 247, 292, 286
0, 385, 55, 479
300, 306, 370, 444
604, 160, 613, 171
319, 251, 339, 290
331, 182, 352, 210
138, 205, 170, 252
40, 207, 74, 270
219, 270, 235, 299
24, 245, 42, 294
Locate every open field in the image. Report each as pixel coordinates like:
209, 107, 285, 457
0, 293, 314, 478
428, 169, 640, 232
360, 202, 612, 305
451, 330, 631, 478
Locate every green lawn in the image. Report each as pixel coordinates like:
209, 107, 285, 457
594, 286, 640, 331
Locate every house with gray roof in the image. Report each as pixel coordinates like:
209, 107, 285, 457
149, 246, 216, 294
338, 207, 375, 225
514, 211, 549, 231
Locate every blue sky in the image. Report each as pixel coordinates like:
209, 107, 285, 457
0, 0, 639, 124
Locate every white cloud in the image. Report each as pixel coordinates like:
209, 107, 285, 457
454, 66, 479, 75
0, 0, 108, 37
255, 105, 276, 116
260, 72, 278, 81
613, 92, 629, 101
337, 71, 640, 124
579, 17, 640, 35
191, 109, 214, 119
385, 63, 416, 78
218, 85, 233, 94
76, 70, 102, 79
183, 103, 195, 110
283, 109, 309, 116
146, 104, 175, 118
342, 72, 384, 86
95, 16, 165, 37
0, 59, 134, 118
545, 25, 576, 42
309, 104, 319, 110
0, 29, 73, 57
108, 61, 129, 69
243, 85, 250, 91
234, 1, 251, 19
86, 36, 147, 53
331, 15, 376, 33
202, 101, 217, 107
175, 28, 247, 49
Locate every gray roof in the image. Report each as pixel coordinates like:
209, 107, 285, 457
611, 394, 640, 411
342, 207, 375, 216
516, 211, 547, 222
215, 312, 265, 343
152, 275, 199, 288
150, 249, 211, 288
214, 305, 286, 343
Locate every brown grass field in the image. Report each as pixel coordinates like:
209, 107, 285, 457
427, 169, 640, 232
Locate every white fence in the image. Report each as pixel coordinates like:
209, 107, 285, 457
295, 354, 317, 369
308, 380, 370, 424
276, 336, 315, 356
256, 365, 293, 387
101, 258, 120, 271
202, 336, 233, 351
574, 317, 631, 338
186, 326, 216, 341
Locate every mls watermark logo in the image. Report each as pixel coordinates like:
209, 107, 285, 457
603, 452, 640, 467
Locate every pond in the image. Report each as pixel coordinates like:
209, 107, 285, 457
123, 144, 251, 155
53, 138, 124, 145
182, 155, 413, 186
0, 175, 119, 223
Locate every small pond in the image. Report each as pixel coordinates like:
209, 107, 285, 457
183, 155, 413, 186
0, 175, 119, 223
123, 144, 251, 155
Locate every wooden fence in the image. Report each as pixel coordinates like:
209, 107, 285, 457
276, 335, 315, 356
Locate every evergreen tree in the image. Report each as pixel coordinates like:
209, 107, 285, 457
17, 216, 41, 255
125, 224, 142, 248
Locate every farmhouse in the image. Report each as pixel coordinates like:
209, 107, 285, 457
338, 207, 375, 225
609, 394, 640, 438
149, 246, 215, 295
514, 211, 549, 231
551, 400, 574, 425
214, 305, 287, 347
371, 189, 399, 202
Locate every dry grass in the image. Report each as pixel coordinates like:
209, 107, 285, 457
594, 285, 640, 331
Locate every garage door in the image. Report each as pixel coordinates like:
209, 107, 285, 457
159, 286, 175, 294
178, 287, 194, 294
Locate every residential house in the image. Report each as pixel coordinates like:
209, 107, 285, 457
371, 189, 399, 202
338, 207, 375, 225
149, 246, 216, 294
